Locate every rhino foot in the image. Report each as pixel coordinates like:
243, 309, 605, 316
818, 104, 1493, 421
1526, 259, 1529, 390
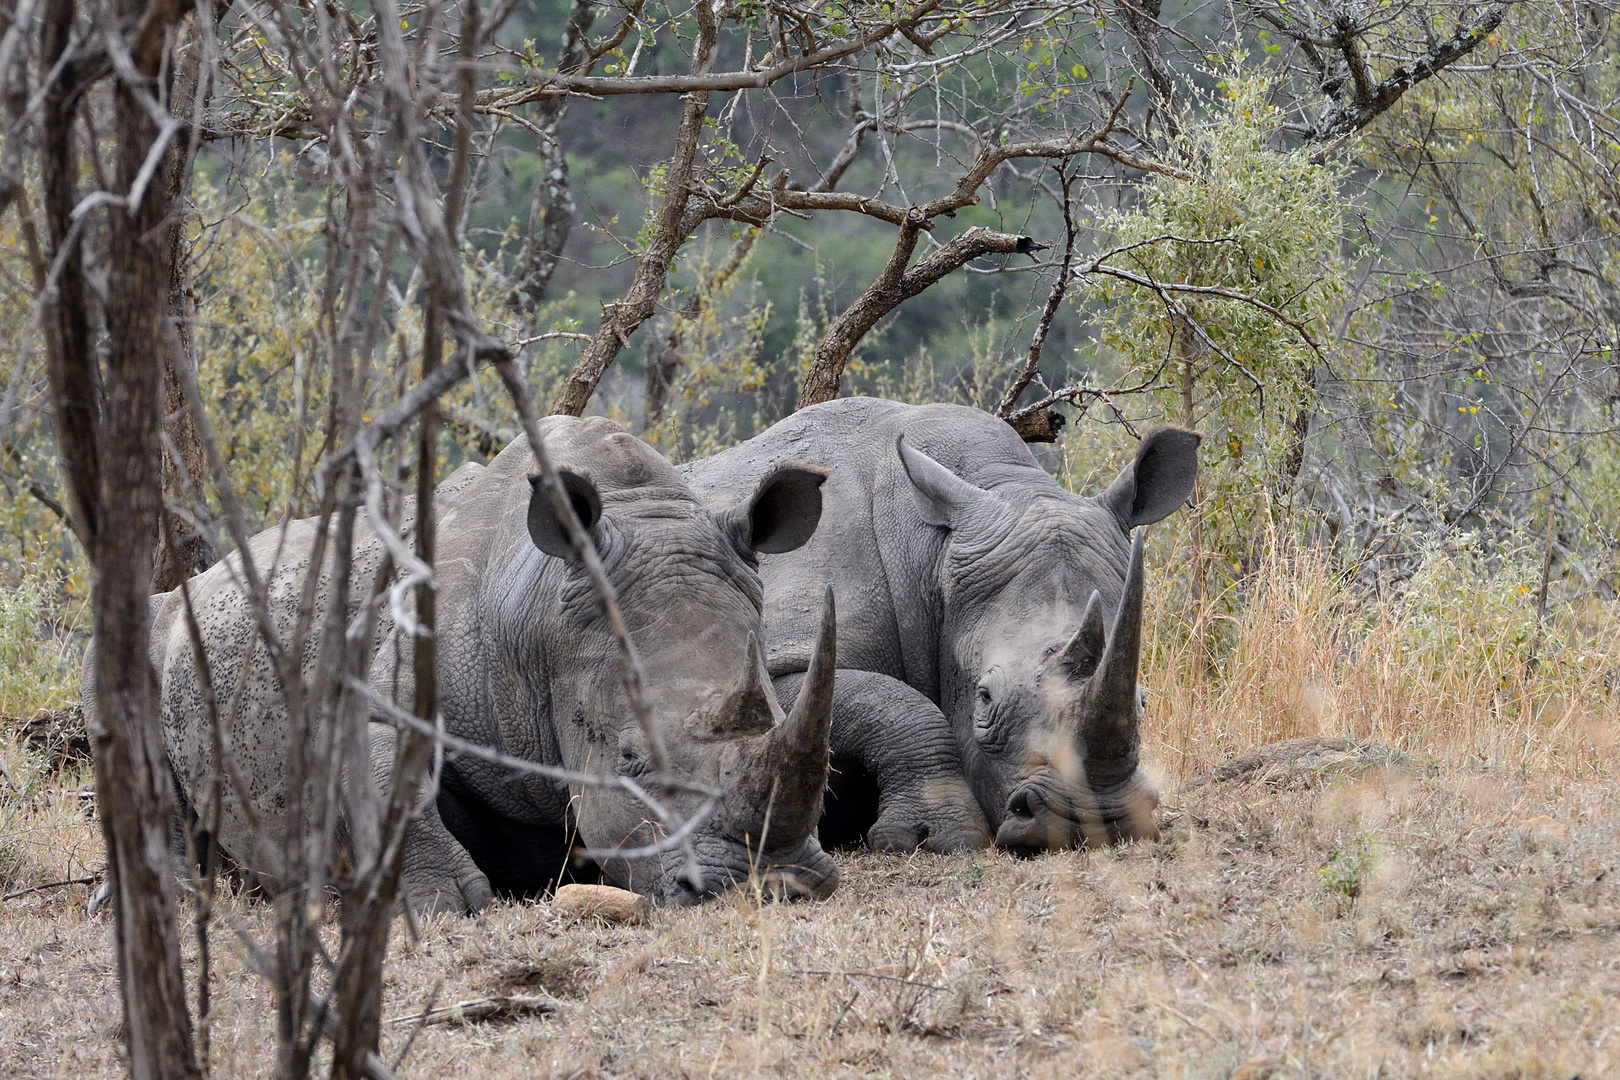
399, 807, 495, 916
868, 777, 992, 854
401, 862, 494, 917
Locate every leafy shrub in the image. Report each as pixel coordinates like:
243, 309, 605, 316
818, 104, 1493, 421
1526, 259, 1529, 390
1321, 832, 1376, 906
0, 576, 78, 718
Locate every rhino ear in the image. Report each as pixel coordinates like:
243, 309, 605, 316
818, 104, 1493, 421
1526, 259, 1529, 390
1100, 427, 1201, 530
527, 470, 602, 561
730, 462, 827, 556
897, 433, 992, 528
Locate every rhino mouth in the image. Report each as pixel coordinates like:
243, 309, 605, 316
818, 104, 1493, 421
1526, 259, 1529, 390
993, 769, 1160, 855
655, 840, 840, 905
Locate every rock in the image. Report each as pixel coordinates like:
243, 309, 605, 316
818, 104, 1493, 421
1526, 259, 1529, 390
552, 883, 649, 925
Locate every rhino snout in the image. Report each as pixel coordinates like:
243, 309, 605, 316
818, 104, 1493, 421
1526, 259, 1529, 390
995, 782, 1080, 855
993, 768, 1161, 854
656, 840, 839, 905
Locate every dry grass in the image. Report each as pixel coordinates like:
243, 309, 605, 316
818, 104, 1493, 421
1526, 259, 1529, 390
1, 756, 1617, 1078
1144, 535, 1620, 787
1, 548, 1617, 1078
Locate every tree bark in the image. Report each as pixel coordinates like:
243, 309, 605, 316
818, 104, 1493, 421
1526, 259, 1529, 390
508, 0, 595, 320
43, 0, 204, 1074
39, 0, 98, 546
1115, 0, 1177, 131
155, 23, 215, 591
550, 3, 719, 417
798, 226, 1040, 407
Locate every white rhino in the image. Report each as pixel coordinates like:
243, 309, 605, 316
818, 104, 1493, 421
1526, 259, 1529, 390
113, 416, 843, 911
683, 398, 1199, 853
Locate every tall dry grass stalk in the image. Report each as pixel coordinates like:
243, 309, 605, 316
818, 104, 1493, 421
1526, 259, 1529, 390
1143, 527, 1620, 784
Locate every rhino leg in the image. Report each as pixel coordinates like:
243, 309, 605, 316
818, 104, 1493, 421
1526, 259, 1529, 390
359, 708, 494, 916
776, 670, 991, 854
436, 779, 593, 899
397, 800, 495, 916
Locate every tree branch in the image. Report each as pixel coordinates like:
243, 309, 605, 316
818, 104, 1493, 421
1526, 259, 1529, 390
799, 226, 1046, 406
551, 1, 721, 417
478, 0, 943, 106
1306, 5, 1505, 142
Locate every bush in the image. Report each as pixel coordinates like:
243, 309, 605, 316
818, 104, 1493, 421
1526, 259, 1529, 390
0, 576, 78, 719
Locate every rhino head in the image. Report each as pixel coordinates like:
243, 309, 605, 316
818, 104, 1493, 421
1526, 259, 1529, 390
524, 434, 839, 903
896, 426, 1200, 853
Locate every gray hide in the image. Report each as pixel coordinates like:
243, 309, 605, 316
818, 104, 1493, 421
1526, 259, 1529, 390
682, 398, 1199, 852
133, 416, 840, 911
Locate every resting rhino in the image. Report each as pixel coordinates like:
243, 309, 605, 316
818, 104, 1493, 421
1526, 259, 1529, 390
124, 416, 842, 911
682, 397, 1199, 853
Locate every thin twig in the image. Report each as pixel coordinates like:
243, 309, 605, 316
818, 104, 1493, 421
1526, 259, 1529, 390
997, 166, 1078, 417
2, 876, 98, 901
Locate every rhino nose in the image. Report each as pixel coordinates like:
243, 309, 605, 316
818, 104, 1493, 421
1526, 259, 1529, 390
996, 784, 1071, 856
1006, 786, 1045, 821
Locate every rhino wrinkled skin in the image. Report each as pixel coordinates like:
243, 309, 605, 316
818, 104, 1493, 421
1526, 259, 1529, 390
119, 416, 843, 912
683, 398, 1199, 853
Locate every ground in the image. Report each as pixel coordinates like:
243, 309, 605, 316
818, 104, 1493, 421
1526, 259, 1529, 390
1, 738, 1616, 1079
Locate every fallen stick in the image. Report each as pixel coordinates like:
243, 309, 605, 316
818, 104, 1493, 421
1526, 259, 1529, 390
2, 876, 97, 901
383, 994, 561, 1028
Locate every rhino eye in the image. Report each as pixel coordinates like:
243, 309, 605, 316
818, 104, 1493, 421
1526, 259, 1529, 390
973, 677, 1007, 750
975, 667, 1005, 715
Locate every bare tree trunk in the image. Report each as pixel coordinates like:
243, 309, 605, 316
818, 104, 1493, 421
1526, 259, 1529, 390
329, 2, 477, 1074
41, 0, 203, 1074
551, 3, 719, 417
1115, 0, 1178, 137
39, 0, 99, 543
642, 226, 758, 430
798, 226, 1040, 407
155, 24, 215, 591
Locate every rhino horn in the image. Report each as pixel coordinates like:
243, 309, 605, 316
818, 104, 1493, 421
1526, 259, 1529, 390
702, 633, 783, 738
1081, 530, 1146, 783
1052, 590, 1108, 681
761, 585, 837, 833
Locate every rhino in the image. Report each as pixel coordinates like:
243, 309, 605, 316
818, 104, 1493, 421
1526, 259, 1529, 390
123, 416, 844, 911
682, 397, 1199, 853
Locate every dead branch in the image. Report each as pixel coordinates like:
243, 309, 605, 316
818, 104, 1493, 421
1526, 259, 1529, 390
477, 0, 944, 107
382, 995, 560, 1027
800, 226, 1047, 406
996, 168, 1079, 431
551, 0, 721, 417
1, 875, 99, 901
1285, 3, 1507, 143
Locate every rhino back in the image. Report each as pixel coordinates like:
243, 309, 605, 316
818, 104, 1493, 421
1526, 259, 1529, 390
155, 515, 352, 879
683, 398, 1065, 696
155, 459, 509, 880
